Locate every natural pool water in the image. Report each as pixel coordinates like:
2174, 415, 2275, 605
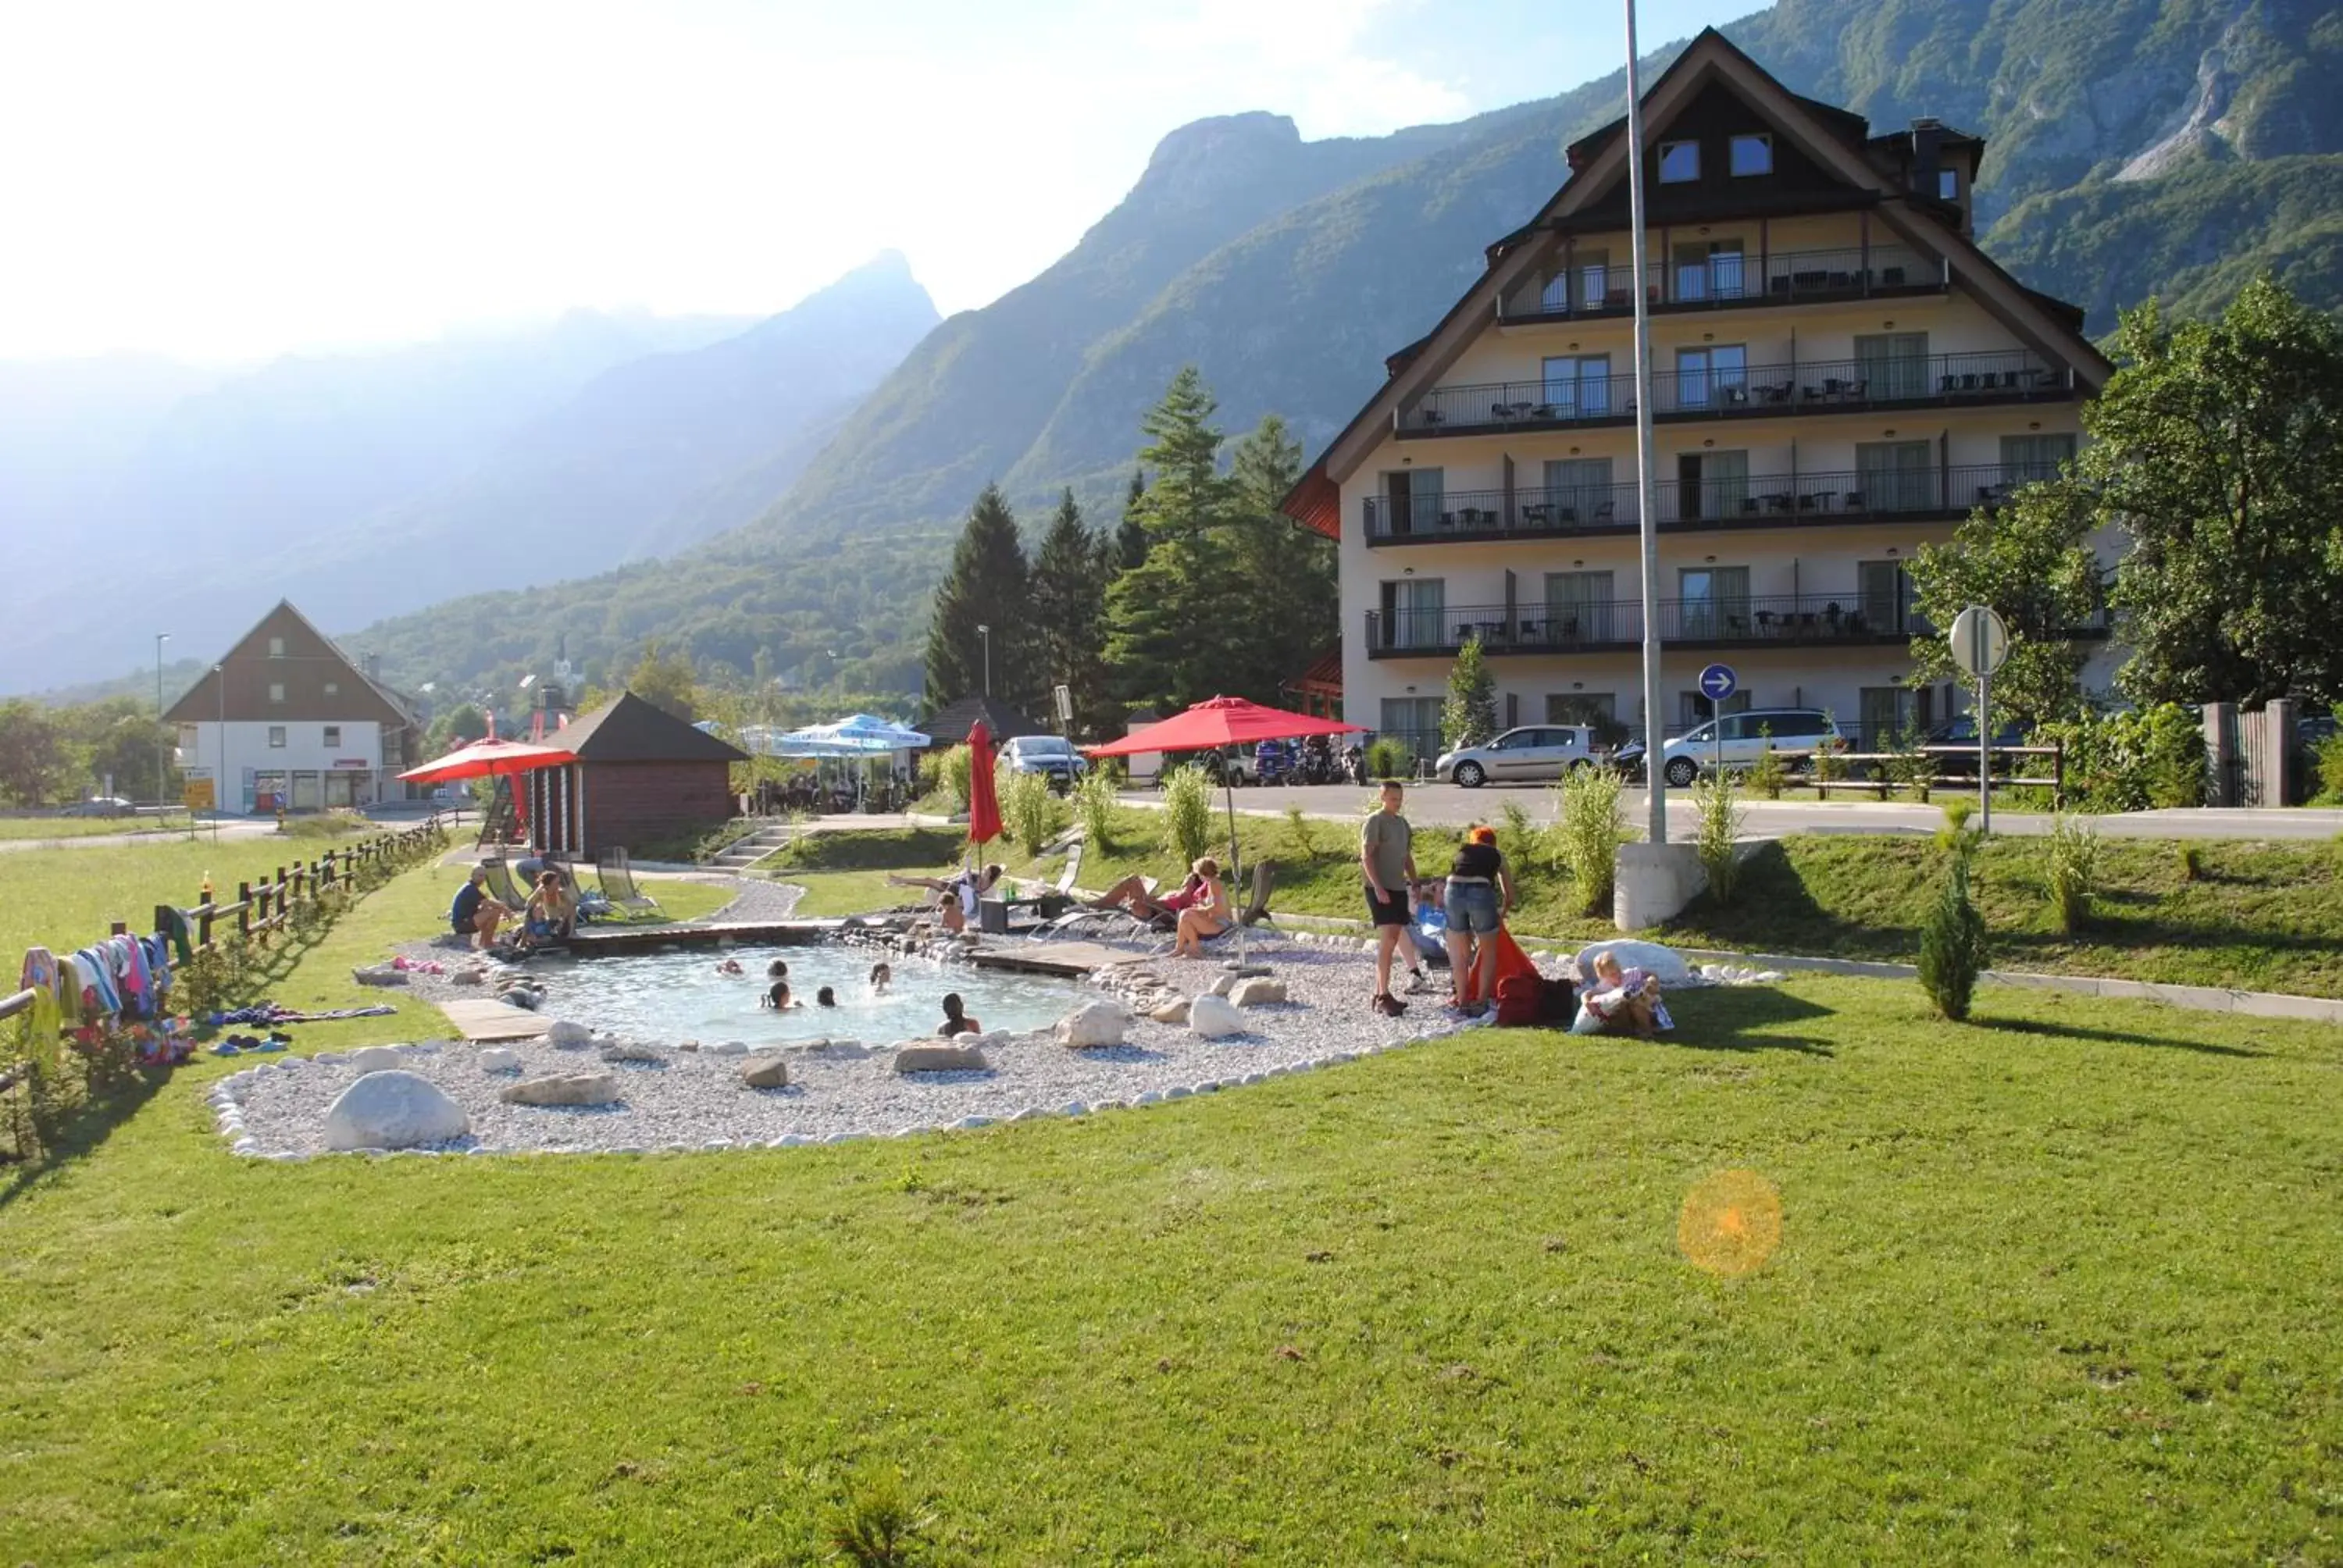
540, 944, 1088, 1044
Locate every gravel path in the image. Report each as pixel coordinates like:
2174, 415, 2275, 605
215, 928, 1492, 1158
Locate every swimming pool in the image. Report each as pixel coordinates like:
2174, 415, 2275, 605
540, 944, 1087, 1044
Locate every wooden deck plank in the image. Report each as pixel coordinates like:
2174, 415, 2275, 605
439, 998, 555, 1041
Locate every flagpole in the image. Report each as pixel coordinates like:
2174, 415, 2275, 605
1624, 0, 1667, 846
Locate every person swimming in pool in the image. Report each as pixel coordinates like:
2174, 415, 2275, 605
717, 957, 744, 976
815, 985, 837, 1007
766, 958, 789, 981
761, 980, 800, 1010
869, 961, 892, 995
936, 992, 981, 1037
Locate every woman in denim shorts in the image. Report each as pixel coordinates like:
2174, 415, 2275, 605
1443, 825, 1514, 1015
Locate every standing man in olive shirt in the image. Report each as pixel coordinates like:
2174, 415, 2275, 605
1361, 779, 1418, 1017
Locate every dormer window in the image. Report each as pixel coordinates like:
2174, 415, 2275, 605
267, 636, 285, 658
1938, 168, 1959, 201
1658, 141, 1700, 182
1729, 134, 1771, 176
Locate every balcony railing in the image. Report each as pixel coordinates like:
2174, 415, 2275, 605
1366, 595, 2108, 657
1503, 244, 1944, 321
1361, 463, 2065, 542
1399, 351, 2070, 435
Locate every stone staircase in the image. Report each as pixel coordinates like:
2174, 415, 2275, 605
708, 821, 794, 871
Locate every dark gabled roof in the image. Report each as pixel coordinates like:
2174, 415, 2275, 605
558, 690, 747, 764
1564, 31, 1872, 172
923, 693, 1042, 746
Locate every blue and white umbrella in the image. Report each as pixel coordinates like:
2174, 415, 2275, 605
783, 714, 931, 754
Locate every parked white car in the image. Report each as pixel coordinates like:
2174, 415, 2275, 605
1436, 725, 1601, 787
1647, 707, 1843, 787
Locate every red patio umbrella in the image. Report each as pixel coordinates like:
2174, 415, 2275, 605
965, 720, 1003, 856
398, 736, 576, 785
1088, 698, 1364, 940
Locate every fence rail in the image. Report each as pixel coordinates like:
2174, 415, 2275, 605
1501, 243, 1945, 319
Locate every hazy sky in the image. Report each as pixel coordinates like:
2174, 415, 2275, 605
2, 0, 1754, 362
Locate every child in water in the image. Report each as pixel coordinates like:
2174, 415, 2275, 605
716, 957, 744, 976
767, 958, 789, 981
936, 992, 982, 1038
815, 985, 837, 1007
761, 980, 800, 1010
869, 961, 892, 996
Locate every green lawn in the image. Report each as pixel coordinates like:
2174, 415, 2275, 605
1010, 809, 2343, 998
2, 888, 2339, 1560
0, 814, 194, 842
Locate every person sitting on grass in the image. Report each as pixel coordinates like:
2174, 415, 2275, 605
937, 992, 982, 1037
761, 980, 800, 1010
1089, 858, 1216, 923
887, 864, 1004, 933
1171, 868, 1233, 959
450, 868, 512, 951
1570, 950, 1672, 1039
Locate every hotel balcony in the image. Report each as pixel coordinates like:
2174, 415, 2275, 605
1362, 596, 2109, 660
1396, 350, 2073, 438
1496, 244, 1948, 323
1362, 462, 2057, 545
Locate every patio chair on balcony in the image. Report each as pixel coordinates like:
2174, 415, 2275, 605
1420, 408, 1446, 426
1590, 501, 1616, 524
1755, 610, 1776, 635
1842, 379, 1867, 401
1879, 265, 1907, 287
1842, 490, 1865, 512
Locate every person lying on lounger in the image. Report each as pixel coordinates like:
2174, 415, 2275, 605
887, 864, 1004, 932
1088, 857, 1217, 922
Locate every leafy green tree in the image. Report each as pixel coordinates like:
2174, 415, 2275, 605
0, 699, 66, 805
922, 484, 1034, 709
1440, 635, 1498, 750
2092, 281, 2343, 706
626, 640, 701, 722
1029, 489, 1114, 739
426, 702, 489, 756
1104, 369, 1244, 710
55, 697, 173, 803
1906, 479, 2104, 729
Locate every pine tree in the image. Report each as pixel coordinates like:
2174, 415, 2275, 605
923, 484, 1033, 710
1104, 369, 1243, 709
1113, 469, 1150, 572
1030, 488, 1114, 738
1441, 636, 1498, 749
1224, 413, 1334, 704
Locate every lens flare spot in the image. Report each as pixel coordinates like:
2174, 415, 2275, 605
1678, 1170, 1782, 1277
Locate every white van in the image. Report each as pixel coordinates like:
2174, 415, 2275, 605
1653, 707, 1842, 787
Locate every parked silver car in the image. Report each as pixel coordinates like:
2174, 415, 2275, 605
1435, 725, 1600, 787
1000, 735, 1089, 793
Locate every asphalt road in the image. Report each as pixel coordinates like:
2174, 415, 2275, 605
1122, 782, 2343, 840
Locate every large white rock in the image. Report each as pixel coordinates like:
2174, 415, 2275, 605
1573, 939, 1692, 987
708, 1040, 750, 1057
892, 1043, 988, 1074
348, 1046, 408, 1074
1149, 996, 1192, 1025
1054, 1001, 1128, 1049
323, 1071, 469, 1151
545, 1020, 590, 1046
478, 1047, 523, 1073
500, 1072, 622, 1107
1229, 977, 1287, 1008
1187, 992, 1246, 1038
741, 1057, 790, 1089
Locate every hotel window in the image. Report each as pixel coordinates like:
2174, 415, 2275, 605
1729, 134, 1771, 176
323, 682, 339, 697
1378, 578, 1447, 651
2000, 433, 2076, 484
323, 725, 342, 748
177, 725, 198, 753
1938, 168, 1959, 201
268, 682, 285, 704
1657, 141, 1699, 183
268, 726, 287, 748
268, 636, 285, 657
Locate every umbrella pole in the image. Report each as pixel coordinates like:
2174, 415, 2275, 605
1223, 772, 1247, 968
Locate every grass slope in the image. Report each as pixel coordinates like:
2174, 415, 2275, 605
0, 816, 194, 843
2, 922, 2339, 1561
993, 809, 2343, 997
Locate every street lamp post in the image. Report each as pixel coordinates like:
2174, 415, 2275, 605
155, 633, 169, 814
976, 623, 992, 697
214, 662, 226, 844
1624, 0, 1667, 846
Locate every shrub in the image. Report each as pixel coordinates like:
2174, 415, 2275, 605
1002, 769, 1059, 857
1364, 736, 1413, 781
2045, 814, 2100, 934
1499, 801, 1535, 869
1690, 771, 1745, 903
2313, 727, 2343, 804
914, 751, 944, 801
1282, 804, 1319, 862
1553, 765, 1632, 916
1936, 797, 1975, 852
2177, 843, 2202, 882
940, 745, 975, 813
1746, 731, 1789, 800
1881, 726, 1933, 803
1918, 843, 1988, 1021
1161, 764, 1215, 867
1810, 733, 1846, 787
2139, 703, 2207, 809
824, 1470, 931, 1568
2035, 702, 2204, 812
1072, 768, 1118, 853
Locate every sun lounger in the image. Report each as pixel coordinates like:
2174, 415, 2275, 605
594, 848, 663, 916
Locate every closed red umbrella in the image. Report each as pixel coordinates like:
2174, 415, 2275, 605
965, 720, 1003, 851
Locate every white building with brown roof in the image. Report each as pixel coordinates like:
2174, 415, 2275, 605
1280, 30, 2119, 760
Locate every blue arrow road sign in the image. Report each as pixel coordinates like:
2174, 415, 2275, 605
1698, 663, 1737, 702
